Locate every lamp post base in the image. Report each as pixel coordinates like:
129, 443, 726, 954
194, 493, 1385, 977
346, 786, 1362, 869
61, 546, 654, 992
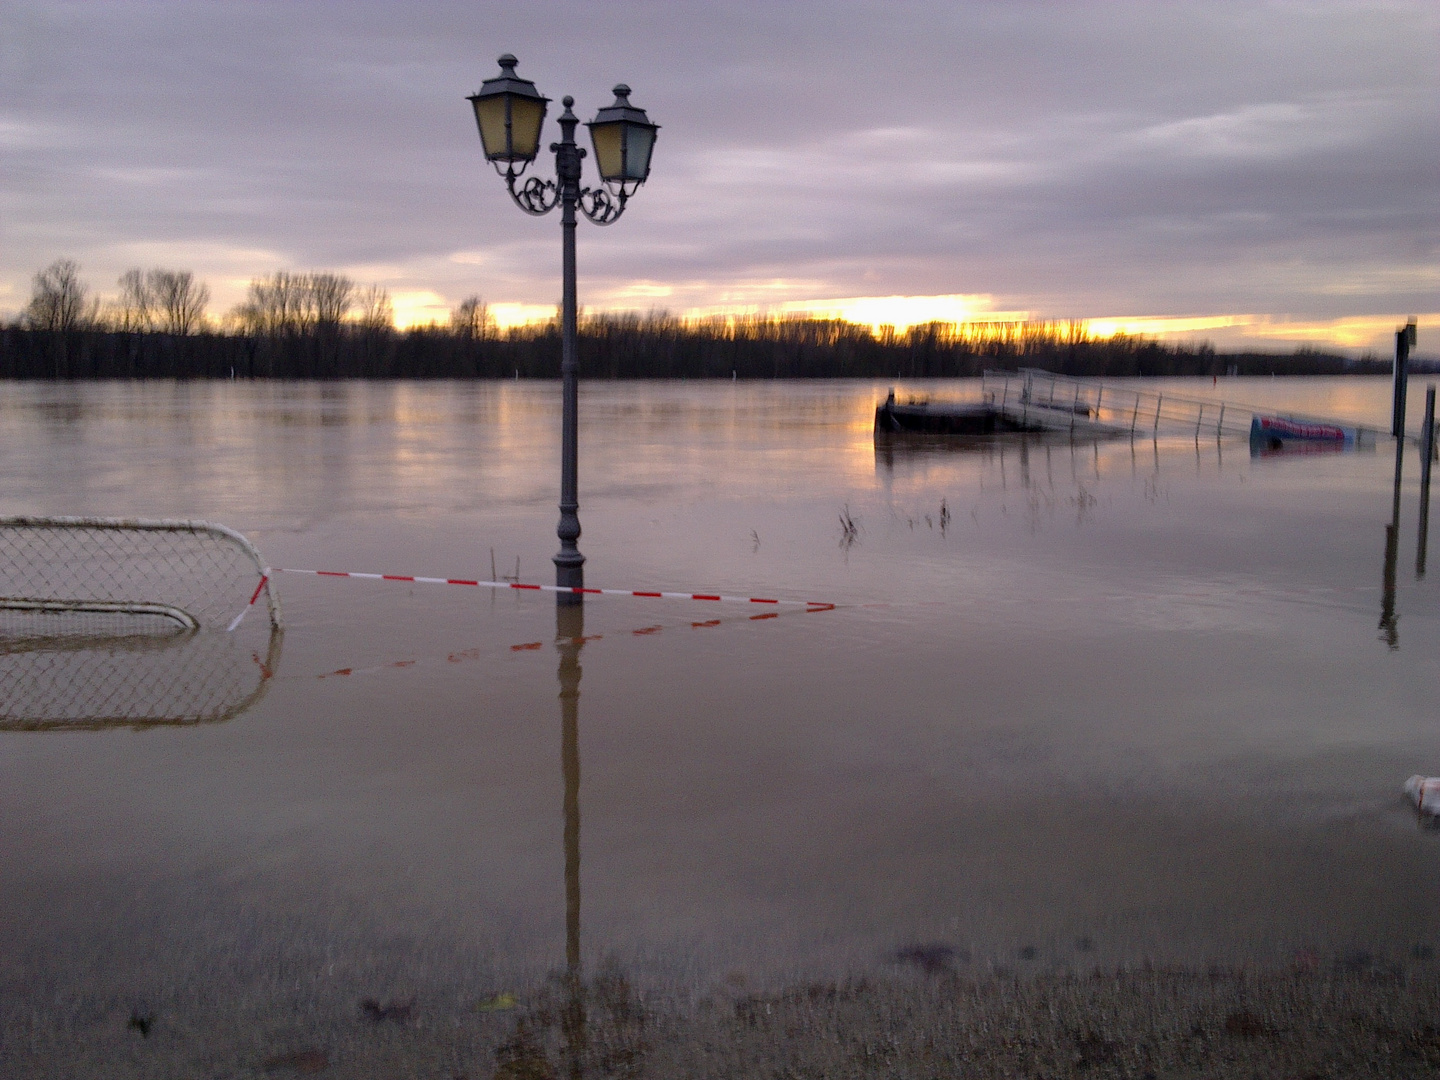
554, 552, 585, 604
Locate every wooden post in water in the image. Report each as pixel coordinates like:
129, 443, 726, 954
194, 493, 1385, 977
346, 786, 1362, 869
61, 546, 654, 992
1393, 318, 1417, 438
1419, 385, 1435, 578
1422, 385, 1436, 491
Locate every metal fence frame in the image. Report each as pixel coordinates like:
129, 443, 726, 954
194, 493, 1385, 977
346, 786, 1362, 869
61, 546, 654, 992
0, 516, 282, 630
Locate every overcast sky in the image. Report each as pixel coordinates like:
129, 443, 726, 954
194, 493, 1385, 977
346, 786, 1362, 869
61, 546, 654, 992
2, 0, 1436, 349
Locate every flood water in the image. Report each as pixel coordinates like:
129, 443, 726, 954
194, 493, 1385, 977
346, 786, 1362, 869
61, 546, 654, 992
2, 376, 1438, 998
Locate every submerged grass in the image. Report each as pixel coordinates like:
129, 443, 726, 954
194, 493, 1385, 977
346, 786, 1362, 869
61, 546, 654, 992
11, 965, 1440, 1078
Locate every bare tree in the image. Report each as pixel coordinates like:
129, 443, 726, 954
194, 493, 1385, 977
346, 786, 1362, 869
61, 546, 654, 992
234, 272, 312, 336
233, 271, 353, 336
229, 293, 266, 336
150, 269, 210, 335
235, 274, 279, 335
24, 260, 96, 332
275, 272, 310, 334
111, 268, 156, 332
451, 295, 492, 340
310, 273, 353, 329
355, 285, 394, 333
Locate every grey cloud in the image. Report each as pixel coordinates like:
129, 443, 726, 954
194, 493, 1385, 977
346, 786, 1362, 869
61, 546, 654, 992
0, 0, 1435, 339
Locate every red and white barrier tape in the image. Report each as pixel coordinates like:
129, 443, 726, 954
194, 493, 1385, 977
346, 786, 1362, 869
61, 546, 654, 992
225, 573, 271, 631
262, 566, 836, 611
228, 562, 1392, 632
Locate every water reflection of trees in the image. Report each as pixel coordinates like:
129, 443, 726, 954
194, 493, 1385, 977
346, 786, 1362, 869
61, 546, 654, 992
0, 624, 281, 730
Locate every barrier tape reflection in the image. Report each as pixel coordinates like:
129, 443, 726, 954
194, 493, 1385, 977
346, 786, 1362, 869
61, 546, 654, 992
302, 604, 829, 682
267, 566, 835, 611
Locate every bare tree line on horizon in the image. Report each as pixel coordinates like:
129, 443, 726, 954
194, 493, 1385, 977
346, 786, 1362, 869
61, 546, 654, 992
4, 257, 1379, 381
16, 258, 511, 339
13, 258, 1124, 347
17, 259, 404, 337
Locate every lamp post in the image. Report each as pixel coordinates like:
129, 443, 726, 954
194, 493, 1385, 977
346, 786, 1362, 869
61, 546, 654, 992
468, 55, 658, 603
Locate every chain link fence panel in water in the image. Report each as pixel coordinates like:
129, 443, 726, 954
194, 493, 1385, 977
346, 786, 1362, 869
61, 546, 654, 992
0, 517, 283, 729
0, 516, 280, 631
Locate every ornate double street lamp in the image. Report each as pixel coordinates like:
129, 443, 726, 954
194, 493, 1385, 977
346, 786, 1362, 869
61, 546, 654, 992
468, 55, 658, 603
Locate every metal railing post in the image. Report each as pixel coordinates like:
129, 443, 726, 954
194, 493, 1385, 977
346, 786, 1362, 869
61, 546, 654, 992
1422, 385, 1436, 492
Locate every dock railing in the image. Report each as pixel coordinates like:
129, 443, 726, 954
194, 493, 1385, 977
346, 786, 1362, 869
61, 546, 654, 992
981, 368, 1378, 442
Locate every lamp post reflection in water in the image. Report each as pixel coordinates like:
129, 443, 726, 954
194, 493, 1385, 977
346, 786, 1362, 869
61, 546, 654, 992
493, 606, 645, 1077
556, 602, 586, 1079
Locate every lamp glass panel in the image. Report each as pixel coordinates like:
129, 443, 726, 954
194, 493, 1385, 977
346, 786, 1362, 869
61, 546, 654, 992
623, 124, 656, 180
472, 96, 511, 160
589, 123, 625, 181
508, 97, 546, 160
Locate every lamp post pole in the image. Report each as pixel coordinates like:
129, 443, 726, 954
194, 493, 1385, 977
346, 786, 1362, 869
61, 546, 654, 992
467, 56, 658, 605
555, 100, 584, 596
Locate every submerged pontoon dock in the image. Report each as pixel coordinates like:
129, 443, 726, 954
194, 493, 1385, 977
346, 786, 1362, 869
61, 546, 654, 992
875, 368, 1382, 445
